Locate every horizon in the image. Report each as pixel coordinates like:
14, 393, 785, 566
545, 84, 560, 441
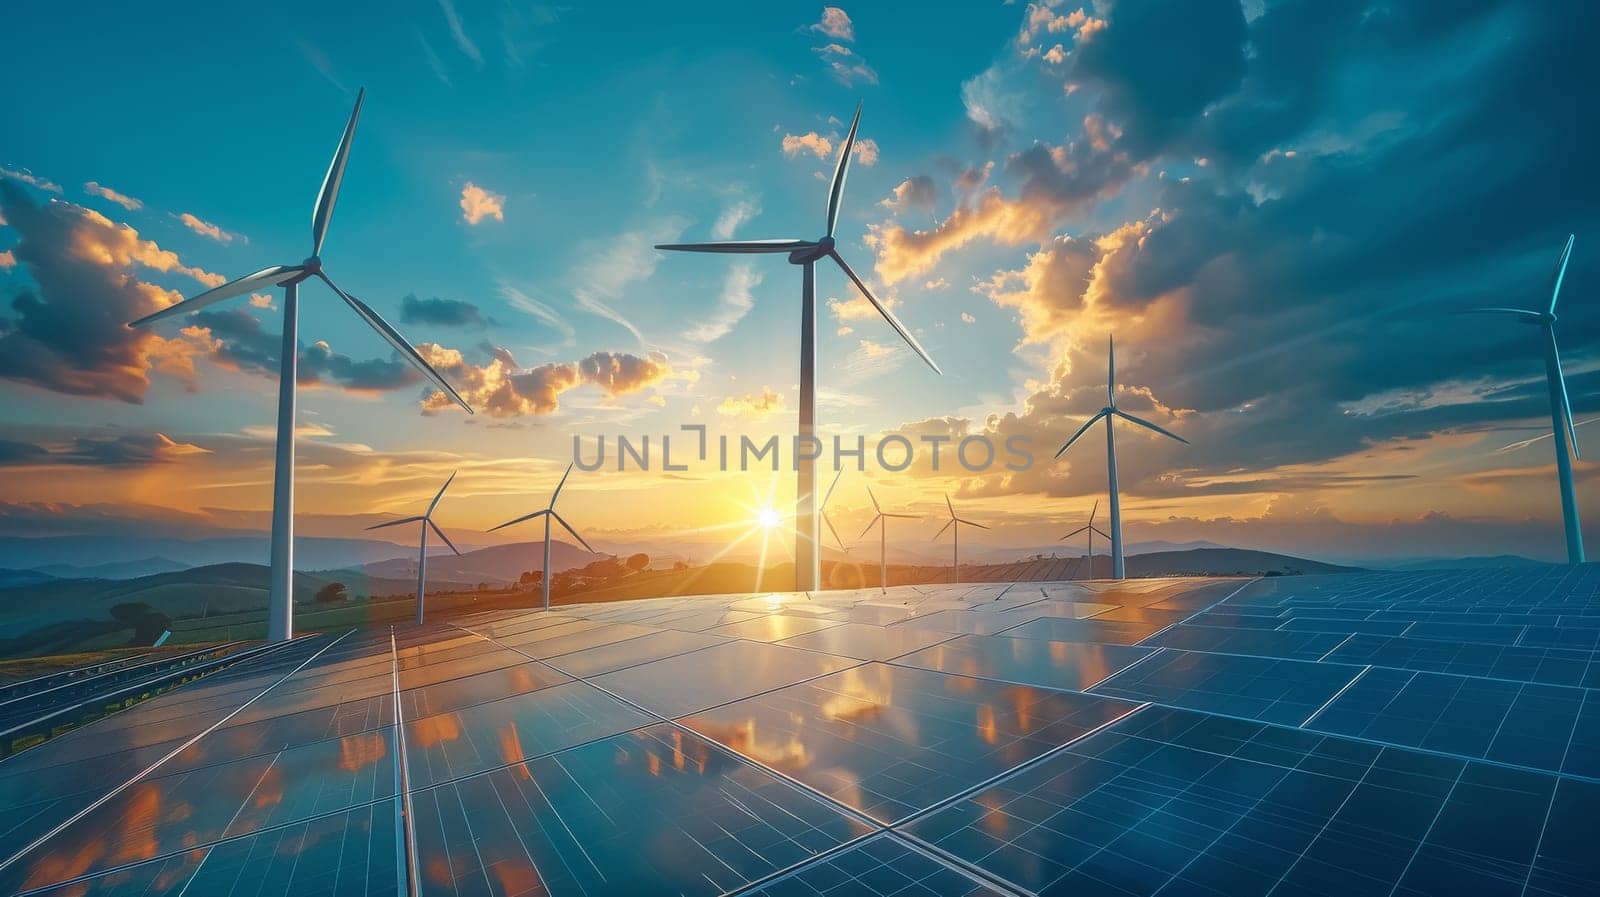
3, 1, 1597, 570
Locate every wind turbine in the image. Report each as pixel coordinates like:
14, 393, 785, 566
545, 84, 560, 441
128, 89, 473, 642
1056, 336, 1188, 580
366, 472, 461, 625
489, 464, 595, 610
655, 102, 940, 593
1060, 501, 1109, 580
858, 486, 918, 594
932, 493, 989, 584
821, 470, 849, 554
1459, 235, 1584, 562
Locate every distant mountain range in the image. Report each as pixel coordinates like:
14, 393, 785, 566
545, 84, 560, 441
0, 534, 416, 574
346, 540, 608, 586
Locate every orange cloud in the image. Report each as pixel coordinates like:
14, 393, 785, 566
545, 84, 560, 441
178, 212, 235, 244
866, 187, 1059, 285
460, 182, 506, 225
781, 132, 833, 160
419, 345, 674, 416
718, 386, 785, 419
84, 181, 143, 211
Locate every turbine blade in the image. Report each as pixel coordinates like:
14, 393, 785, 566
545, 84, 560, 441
427, 470, 457, 516
884, 513, 920, 519
944, 492, 955, 519
1107, 334, 1115, 406
858, 514, 883, 540
311, 88, 364, 257
320, 274, 475, 414
822, 469, 844, 509
1055, 410, 1108, 458
932, 519, 953, 541
1090, 499, 1098, 525
488, 508, 549, 532
1061, 525, 1090, 539
428, 519, 461, 556
823, 511, 847, 550
1548, 327, 1581, 459
654, 240, 814, 254
1115, 409, 1190, 445
550, 462, 575, 508
365, 514, 425, 531
825, 101, 862, 237
866, 485, 881, 514
551, 510, 595, 554
1549, 234, 1575, 315
957, 519, 990, 530
1090, 526, 1110, 539
129, 265, 303, 327
830, 251, 941, 374
1456, 307, 1543, 321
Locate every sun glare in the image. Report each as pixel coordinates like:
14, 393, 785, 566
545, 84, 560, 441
756, 507, 782, 529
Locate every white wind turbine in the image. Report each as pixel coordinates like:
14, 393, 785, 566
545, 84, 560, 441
859, 486, 919, 594
821, 469, 849, 554
1056, 336, 1188, 580
489, 464, 595, 610
656, 102, 940, 593
932, 493, 989, 584
128, 89, 473, 641
1460, 235, 1584, 562
366, 471, 461, 625
1060, 500, 1109, 580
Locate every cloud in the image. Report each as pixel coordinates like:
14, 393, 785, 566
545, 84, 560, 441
0, 432, 209, 468
925, 278, 949, 290
960, 311, 976, 324
185, 308, 422, 394
418, 345, 676, 417
812, 7, 855, 41
684, 262, 760, 343
881, 176, 937, 215
459, 182, 506, 225
782, 132, 834, 160
569, 219, 685, 346
178, 212, 236, 244
814, 42, 879, 86
718, 386, 786, 419
0, 183, 229, 401
0, 167, 62, 194
400, 295, 488, 328
0, 250, 14, 270
867, 187, 1060, 285
499, 284, 576, 346
853, 138, 880, 167
83, 181, 143, 211
711, 196, 761, 239
436, 0, 483, 66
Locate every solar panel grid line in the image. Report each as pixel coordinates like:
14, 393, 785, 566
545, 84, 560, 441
1299, 666, 1373, 729
0, 651, 156, 699
449, 621, 888, 834
390, 629, 421, 897
0, 629, 354, 890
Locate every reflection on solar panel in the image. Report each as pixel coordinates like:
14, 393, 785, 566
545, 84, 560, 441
2, 569, 1598, 896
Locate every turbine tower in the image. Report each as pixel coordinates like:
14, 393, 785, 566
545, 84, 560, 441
366, 472, 461, 625
129, 89, 473, 641
489, 464, 595, 610
859, 486, 918, 594
1060, 500, 1109, 580
655, 102, 940, 593
1461, 235, 1583, 562
932, 493, 989, 584
1055, 336, 1188, 580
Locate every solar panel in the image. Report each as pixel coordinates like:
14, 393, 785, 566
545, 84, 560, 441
3, 571, 1598, 896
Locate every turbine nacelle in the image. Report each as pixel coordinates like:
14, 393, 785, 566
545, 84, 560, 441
788, 237, 834, 265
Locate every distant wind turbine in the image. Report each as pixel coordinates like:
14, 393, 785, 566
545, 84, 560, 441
821, 470, 849, 553
1056, 336, 1189, 580
366, 472, 461, 625
1460, 235, 1584, 563
128, 89, 473, 641
932, 493, 989, 584
1060, 500, 1109, 580
656, 102, 940, 592
859, 486, 919, 594
489, 464, 595, 610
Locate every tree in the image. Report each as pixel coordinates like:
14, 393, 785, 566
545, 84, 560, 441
315, 582, 348, 604
518, 570, 541, 587
625, 553, 650, 572
109, 602, 171, 646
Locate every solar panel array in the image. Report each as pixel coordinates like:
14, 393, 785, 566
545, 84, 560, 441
2, 566, 1598, 896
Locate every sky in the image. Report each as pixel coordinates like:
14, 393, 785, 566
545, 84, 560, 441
1, 0, 1598, 567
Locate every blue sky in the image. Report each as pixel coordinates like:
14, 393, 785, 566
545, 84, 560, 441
2, 1, 1598, 564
